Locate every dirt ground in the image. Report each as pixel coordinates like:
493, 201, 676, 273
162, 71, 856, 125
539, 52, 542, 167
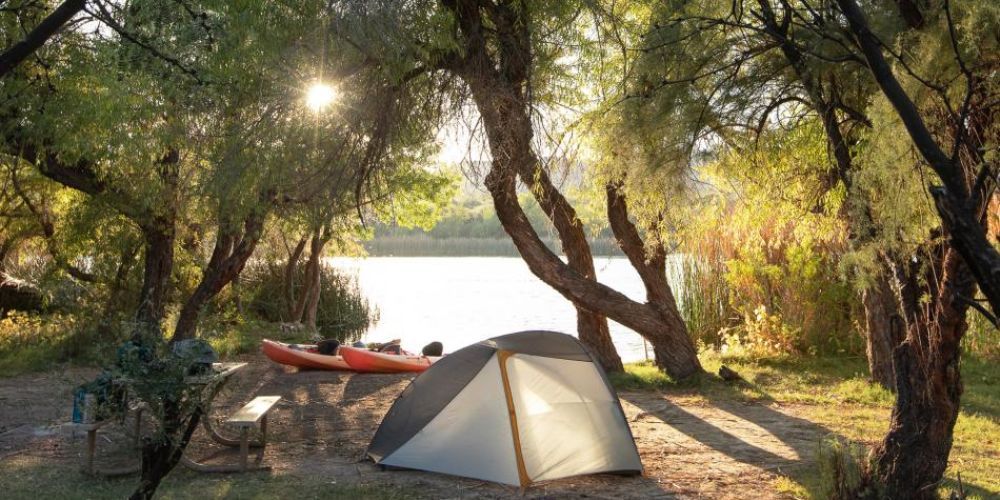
0, 355, 833, 499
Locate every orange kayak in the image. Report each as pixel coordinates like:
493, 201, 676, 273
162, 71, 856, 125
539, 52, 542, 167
339, 346, 439, 373
261, 339, 352, 371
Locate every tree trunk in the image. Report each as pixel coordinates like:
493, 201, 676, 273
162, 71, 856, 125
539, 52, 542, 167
861, 268, 905, 389
606, 182, 697, 367
484, 163, 702, 378
519, 167, 622, 372
302, 230, 326, 330
303, 261, 321, 330
438, 1, 703, 379
105, 242, 140, 318
284, 236, 307, 320
129, 406, 202, 500
292, 229, 324, 326
868, 247, 971, 498
442, 0, 701, 378
134, 222, 175, 336
172, 212, 266, 342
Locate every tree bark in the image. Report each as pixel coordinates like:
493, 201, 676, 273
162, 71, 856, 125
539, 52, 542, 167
284, 236, 307, 320
519, 166, 623, 372
292, 228, 326, 327
172, 211, 266, 342
861, 268, 904, 389
868, 246, 971, 499
130, 406, 202, 500
134, 221, 175, 335
105, 242, 140, 318
606, 183, 696, 366
483, 166, 703, 378
302, 231, 326, 330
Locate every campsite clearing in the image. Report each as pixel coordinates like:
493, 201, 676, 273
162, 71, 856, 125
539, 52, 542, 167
0, 354, 997, 499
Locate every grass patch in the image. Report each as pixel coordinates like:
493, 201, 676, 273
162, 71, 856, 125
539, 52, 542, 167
612, 352, 1000, 498
0, 458, 417, 500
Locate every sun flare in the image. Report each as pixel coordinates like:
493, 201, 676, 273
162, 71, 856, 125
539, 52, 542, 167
305, 82, 337, 112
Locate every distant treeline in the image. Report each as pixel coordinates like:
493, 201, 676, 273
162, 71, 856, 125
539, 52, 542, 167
369, 192, 624, 256
365, 234, 623, 257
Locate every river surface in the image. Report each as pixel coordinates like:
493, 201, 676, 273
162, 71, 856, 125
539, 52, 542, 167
329, 256, 683, 362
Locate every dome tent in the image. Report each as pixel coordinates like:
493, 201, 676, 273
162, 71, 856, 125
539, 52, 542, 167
367, 331, 643, 489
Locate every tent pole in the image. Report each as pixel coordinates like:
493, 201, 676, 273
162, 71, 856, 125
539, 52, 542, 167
497, 350, 530, 492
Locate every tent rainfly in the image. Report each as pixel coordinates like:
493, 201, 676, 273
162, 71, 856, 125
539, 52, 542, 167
367, 330, 643, 488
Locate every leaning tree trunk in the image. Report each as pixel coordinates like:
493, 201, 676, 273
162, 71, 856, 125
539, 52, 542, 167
482, 164, 703, 378
866, 245, 973, 498
519, 166, 623, 372
606, 183, 697, 367
0, 0, 87, 79
479, 100, 699, 377
172, 212, 266, 342
439, 0, 701, 378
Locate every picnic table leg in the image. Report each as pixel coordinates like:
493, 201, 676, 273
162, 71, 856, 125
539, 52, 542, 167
239, 427, 249, 472
258, 416, 267, 466
84, 429, 96, 474
133, 409, 142, 449
201, 415, 264, 448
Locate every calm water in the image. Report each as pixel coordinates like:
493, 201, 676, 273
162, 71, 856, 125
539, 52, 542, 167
329, 256, 682, 362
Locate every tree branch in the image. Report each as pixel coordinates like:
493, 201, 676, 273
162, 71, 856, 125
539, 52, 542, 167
0, 0, 86, 78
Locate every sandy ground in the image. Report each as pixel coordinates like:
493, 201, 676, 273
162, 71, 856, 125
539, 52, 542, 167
0, 356, 835, 499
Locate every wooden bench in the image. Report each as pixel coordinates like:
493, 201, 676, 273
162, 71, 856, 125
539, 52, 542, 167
181, 395, 281, 472
227, 396, 280, 471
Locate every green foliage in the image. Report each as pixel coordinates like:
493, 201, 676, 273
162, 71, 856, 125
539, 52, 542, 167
677, 124, 859, 356
369, 175, 625, 255
0, 312, 128, 376
964, 311, 1000, 359
241, 261, 374, 341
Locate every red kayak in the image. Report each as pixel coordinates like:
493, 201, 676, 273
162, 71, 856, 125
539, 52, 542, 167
261, 339, 352, 371
339, 346, 440, 373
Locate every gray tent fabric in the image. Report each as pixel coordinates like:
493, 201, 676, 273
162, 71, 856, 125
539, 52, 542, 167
367, 330, 643, 488
484, 330, 595, 362
367, 343, 495, 462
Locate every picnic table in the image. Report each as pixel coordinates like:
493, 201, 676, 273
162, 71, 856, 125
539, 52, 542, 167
79, 361, 278, 475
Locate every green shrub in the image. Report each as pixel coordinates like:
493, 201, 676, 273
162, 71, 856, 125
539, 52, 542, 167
0, 312, 127, 375
240, 261, 375, 341
678, 207, 860, 358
